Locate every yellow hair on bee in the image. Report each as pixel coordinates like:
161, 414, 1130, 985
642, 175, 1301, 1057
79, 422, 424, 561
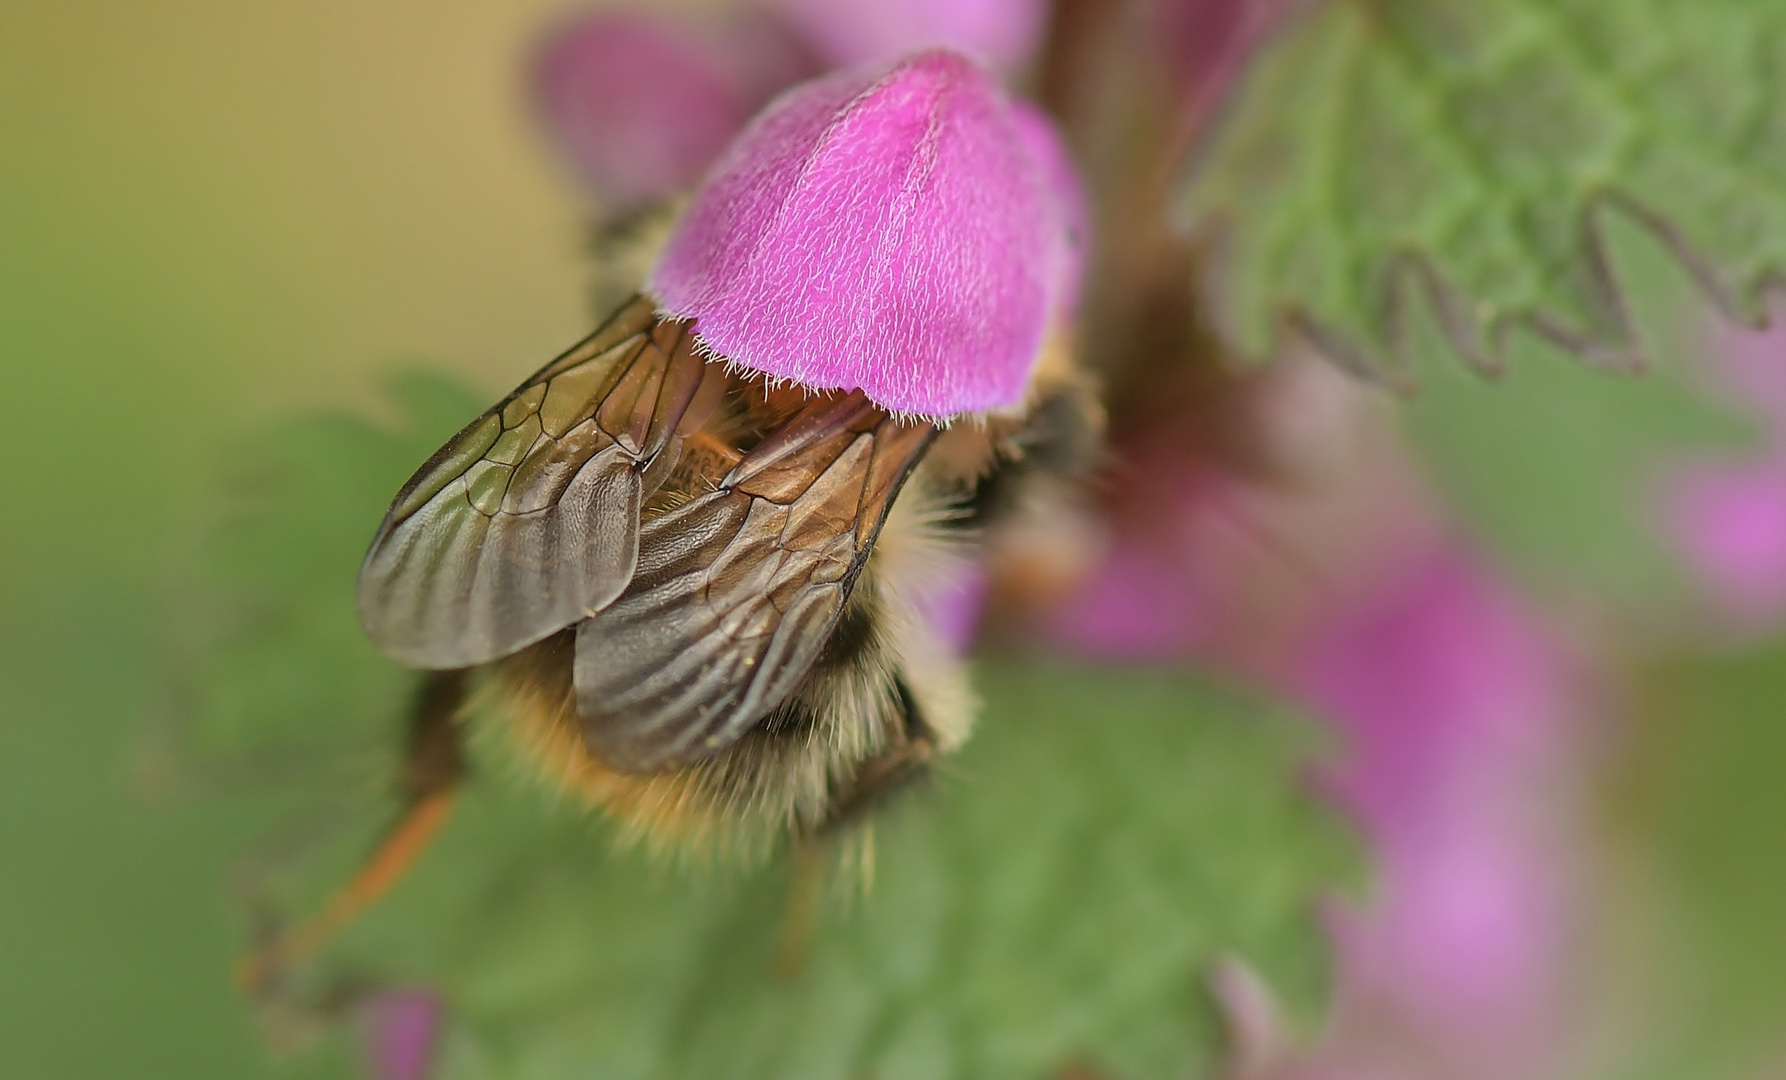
480, 473, 976, 865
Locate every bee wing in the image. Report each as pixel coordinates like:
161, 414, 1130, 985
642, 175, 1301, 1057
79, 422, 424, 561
357, 296, 724, 669
573, 395, 936, 773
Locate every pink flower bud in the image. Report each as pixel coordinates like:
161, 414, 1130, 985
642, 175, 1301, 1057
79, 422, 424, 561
649, 49, 1079, 417
533, 10, 814, 207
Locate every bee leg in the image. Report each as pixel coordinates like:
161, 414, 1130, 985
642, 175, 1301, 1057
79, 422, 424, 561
777, 676, 941, 977
238, 669, 469, 993
818, 745, 936, 836
816, 674, 940, 836
778, 671, 950, 971
775, 733, 939, 977
773, 840, 829, 979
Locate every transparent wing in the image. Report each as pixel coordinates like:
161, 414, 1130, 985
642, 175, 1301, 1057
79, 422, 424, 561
573, 394, 936, 773
357, 296, 725, 669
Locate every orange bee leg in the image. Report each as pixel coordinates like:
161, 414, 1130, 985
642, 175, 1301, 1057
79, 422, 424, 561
238, 669, 469, 994
774, 840, 830, 980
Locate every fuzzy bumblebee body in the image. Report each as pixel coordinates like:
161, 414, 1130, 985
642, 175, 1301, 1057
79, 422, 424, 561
355, 294, 1093, 856
489, 497, 977, 856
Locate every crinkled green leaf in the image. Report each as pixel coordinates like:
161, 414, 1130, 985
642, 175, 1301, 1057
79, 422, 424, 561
381, 662, 1352, 1080
193, 378, 1359, 1080
1182, 0, 1786, 378
1397, 224, 1754, 607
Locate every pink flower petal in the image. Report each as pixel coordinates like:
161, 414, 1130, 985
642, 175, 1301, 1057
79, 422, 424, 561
912, 562, 991, 654
1033, 354, 1585, 1073
533, 10, 813, 207
1155, 0, 1285, 134
361, 990, 443, 1080
1288, 548, 1576, 1059
771, 0, 1046, 75
1367, 824, 1563, 1036
1660, 459, 1786, 623
1040, 535, 1214, 660
650, 49, 1070, 416
1290, 549, 1565, 836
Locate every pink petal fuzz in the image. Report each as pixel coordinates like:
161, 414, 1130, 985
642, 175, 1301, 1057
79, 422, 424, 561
534, 10, 813, 207
649, 49, 1068, 417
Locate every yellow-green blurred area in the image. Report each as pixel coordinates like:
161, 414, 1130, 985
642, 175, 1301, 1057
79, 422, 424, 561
1, 2, 593, 1074
6, 3, 1786, 1079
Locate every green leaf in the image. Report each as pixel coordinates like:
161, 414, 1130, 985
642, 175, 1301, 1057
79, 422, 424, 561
425, 661, 1354, 1080
1393, 210, 1756, 608
186, 372, 488, 775
1181, 0, 1786, 378
192, 378, 1360, 1080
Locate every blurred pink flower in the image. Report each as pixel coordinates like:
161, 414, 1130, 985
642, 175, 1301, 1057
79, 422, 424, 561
361, 989, 443, 1080
1042, 361, 1435, 665
1287, 548, 1576, 1074
1038, 462, 1237, 660
533, 9, 816, 207
770, 0, 1047, 75
1033, 360, 1583, 1076
1658, 315, 1786, 628
1155, 0, 1288, 136
913, 562, 993, 656
650, 49, 1078, 416
1661, 459, 1786, 626
533, 0, 1052, 210
1045, 534, 1215, 660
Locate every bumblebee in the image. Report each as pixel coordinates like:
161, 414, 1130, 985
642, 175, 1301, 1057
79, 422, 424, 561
239, 292, 1098, 986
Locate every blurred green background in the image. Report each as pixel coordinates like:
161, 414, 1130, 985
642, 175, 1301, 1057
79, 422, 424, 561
0, 2, 592, 1073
